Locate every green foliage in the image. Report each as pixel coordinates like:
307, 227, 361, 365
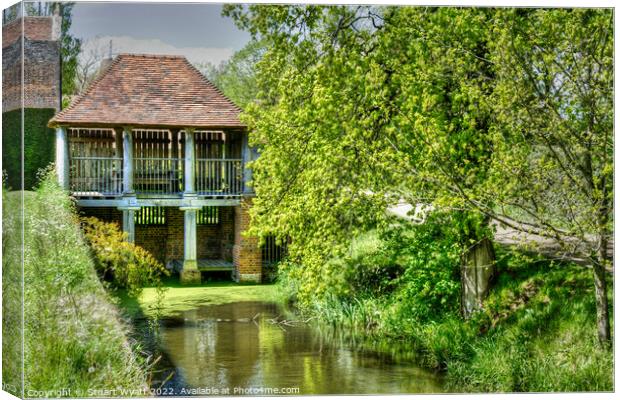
278, 213, 464, 318
338, 230, 402, 298
3, 171, 148, 395
447, 262, 613, 392
483, 9, 613, 269
81, 217, 169, 297
2, 108, 56, 190
201, 40, 266, 109
225, 4, 613, 389
387, 217, 462, 322
280, 225, 612, 391
57, 2, 82, 106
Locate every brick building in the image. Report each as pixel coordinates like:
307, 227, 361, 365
2, 13, 61, 190
47, 53, 266, 283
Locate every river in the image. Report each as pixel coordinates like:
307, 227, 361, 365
144, 300, 444, 395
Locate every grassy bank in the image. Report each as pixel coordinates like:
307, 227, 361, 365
278, 227, 613, 392
2, 178, 149, 396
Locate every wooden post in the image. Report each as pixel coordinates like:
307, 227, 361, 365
118, 206, 140, 243
55, 126, 70, 190
461, 237, 496, 318
114, 128, 123, 193
241, 131, 254, 195
184, 128, 195, 195
122, 126, 134, 195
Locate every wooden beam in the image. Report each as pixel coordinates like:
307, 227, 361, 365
76, 198, 241, 208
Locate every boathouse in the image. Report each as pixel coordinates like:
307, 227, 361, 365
48, 53, 280, 283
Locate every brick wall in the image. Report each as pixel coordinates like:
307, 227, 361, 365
2, 17, 61, 112
134, 207, 235, 264
151, 207, 236, 263
136, 224, 168, 264
233, 197, 262, 282
78, 205, 238, 268
2, 17, 60, 48
165, 207, 184, 262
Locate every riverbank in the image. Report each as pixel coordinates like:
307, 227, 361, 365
2, 178, 149, 396
278, 227, 614, 392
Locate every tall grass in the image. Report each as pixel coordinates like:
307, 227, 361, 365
2, 180, 23, 396
3, 173, 149, 397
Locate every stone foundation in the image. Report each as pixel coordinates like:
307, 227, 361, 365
180, 269, 201, 285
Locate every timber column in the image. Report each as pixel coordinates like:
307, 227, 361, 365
118, 126, 139, 244
118, 206, 140, 243
122, 126, 135, 196
183, 128, 196, 195
55, 126, 69, 190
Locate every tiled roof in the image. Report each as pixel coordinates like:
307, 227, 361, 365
49, 54, 244, 129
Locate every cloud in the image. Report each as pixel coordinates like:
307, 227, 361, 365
80, 35, 235, 67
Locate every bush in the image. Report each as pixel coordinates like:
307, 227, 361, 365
81, 217, 169, 297
338, 231, 404, 298
385, 215, 462, 323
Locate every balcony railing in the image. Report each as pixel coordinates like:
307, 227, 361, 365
70, 157, 123, 196
135, 157, 183, 195
69, 157, 243, 197
195, 158, 243, 196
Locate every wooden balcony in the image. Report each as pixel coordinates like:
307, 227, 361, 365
65, 128, 248, 199
195, 158, 243, 196
134, 157, 183, 195
70, 156, 123, 196
69, 156, 244, 198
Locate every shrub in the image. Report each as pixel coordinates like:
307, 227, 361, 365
81, 217, 169, 297
338, 231, 404, 298
383, 214, 463, 323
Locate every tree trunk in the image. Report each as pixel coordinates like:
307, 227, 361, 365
461, 237, 496, 318
593, 234, 611, 346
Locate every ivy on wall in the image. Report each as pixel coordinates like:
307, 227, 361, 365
2, 108, 56, 190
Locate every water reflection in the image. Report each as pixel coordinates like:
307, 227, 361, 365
156, 302, 443, 395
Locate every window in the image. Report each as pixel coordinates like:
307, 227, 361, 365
135, 207, 166, 225
197, 206, 219, 225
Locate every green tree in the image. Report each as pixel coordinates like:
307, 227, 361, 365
225, 6, 613, 343
224, 5, 402, 303
486, 9, 613, 344
200, 40, 266, 109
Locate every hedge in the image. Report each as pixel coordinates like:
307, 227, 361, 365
2, 108, 56, 190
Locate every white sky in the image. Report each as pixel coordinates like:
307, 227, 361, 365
69, 2, 251, 67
